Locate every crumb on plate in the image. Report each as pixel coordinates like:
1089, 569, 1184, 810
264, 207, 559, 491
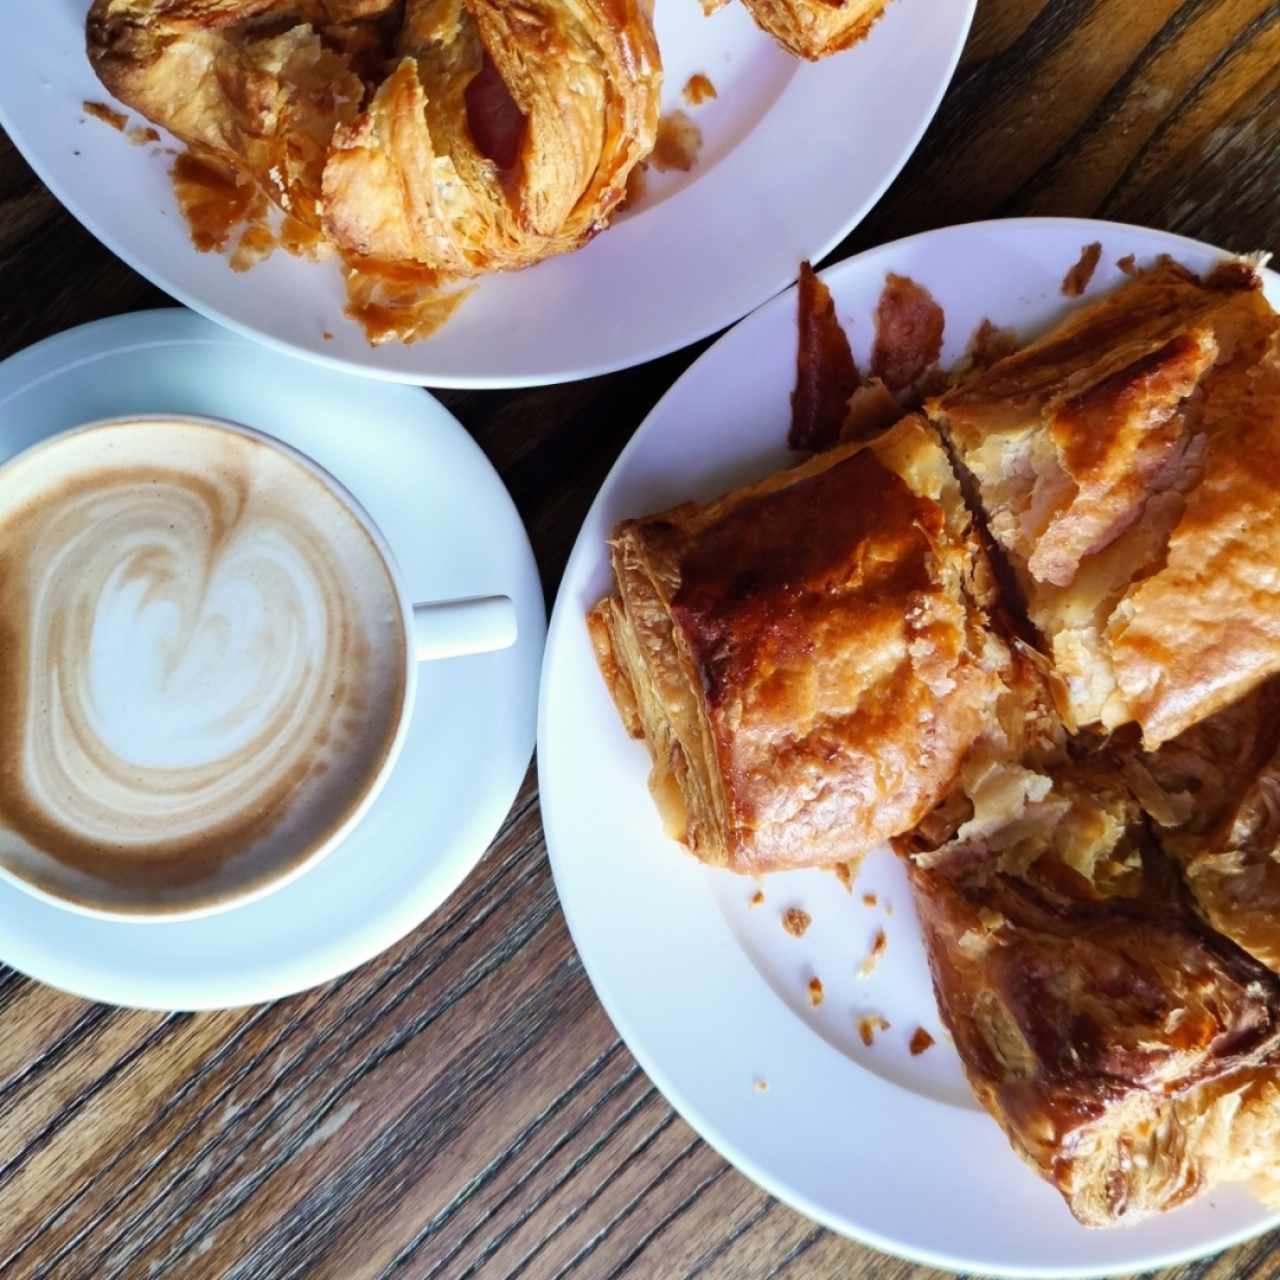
1061, 240, 1102, 296
651, 110, 701, 173
861, 892, 877, 908
83, 100, 127, 131
749, 889, 764, 908
858, 928, 887, 978
909, 1027, 936, 1056
782, 907, 811, 938
833, 862, 853, 893
808, 976, 824, 1007
683, 73, 717, 106
857, 1014, 891, 1047
754, 1077, 769, 1093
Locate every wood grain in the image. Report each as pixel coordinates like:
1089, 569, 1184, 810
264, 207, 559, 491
1, 1, 1279, 1276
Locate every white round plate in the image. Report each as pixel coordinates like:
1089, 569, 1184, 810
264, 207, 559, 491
0, 309, 545, 1011
538, 218, 1280, 1277
0, 1, 972, 388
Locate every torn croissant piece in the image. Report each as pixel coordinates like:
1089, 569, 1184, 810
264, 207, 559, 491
740, 0, 887, 61
321, 0, 661, 274
86, 0, 382, 229
588, 415, 1017, 875
929, 260, 1280, 749
909, 767, 1280, 1227
1124, 678, 1280, 974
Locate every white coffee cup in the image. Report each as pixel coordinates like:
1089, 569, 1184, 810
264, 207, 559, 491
0, 414, 516, 922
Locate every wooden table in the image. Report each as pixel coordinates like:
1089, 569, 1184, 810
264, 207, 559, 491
1, 1, 1278, 1276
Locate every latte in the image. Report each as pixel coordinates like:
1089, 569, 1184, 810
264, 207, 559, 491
0, 419, 409, 915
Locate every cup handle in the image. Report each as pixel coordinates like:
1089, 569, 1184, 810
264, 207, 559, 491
412, 595, 517, 662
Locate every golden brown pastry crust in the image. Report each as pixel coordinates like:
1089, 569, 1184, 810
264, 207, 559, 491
1124, 679, 1280, 975
87, 0, 660, 277
86, 0, 376, 230
930, 263, 1280, 748
321, 0, 660, 274
589, 416, 1011, 874
910, 768, 1280, 1227
740, 0, 886, 60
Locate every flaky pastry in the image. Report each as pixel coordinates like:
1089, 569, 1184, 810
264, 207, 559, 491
1125, 679, 1280, 975
929, 261, 1280, 749
87, 0, 661, 277
739, 0, 887, 60
321, 0, 660, 274
910, 766, 1280, 1227
87, 0, 380, 230
588, 416, 1016, 875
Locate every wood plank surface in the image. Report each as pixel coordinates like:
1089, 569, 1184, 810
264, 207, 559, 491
1, 0, 1279, 1276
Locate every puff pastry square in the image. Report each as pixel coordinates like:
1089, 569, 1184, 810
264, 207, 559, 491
910, 763, 1280, 1227
588, 416, 1022, 875
929, 262, 1280, 749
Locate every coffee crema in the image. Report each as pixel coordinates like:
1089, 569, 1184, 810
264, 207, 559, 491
0, 420, 408, 913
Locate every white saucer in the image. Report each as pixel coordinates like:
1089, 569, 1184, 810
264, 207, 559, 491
539, 219, 1280, 1277
0, 309, 545, 1010
0, 1, 972, 386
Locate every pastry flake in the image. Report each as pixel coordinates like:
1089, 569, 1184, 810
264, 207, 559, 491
588, 416, 1013, 875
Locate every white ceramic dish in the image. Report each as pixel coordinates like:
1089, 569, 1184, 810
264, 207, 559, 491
538, 218, 1280, 1277
0, 0, 973, 388
0, 309, 544, 1010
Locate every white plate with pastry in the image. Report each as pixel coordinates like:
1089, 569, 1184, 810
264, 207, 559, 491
0, 0, 972, 388
538, 217, 1280, 1276
0, 308, 544, 1009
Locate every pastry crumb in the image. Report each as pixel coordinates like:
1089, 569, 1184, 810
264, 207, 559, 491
652, 110, 701, 173
858, 1014, 890, 1047
749, 889, 764, 908
1062, 240, 1102, 296
322, 331, 334, 342
832, 862, 853, 893
127, 124, 160, 146
754, 1077, 769, 1093
83, 100, 127, 132
909, 1027, 936, 1056
861, 892, 877, 908
683, 73, 717, 106
808, 977, 824, 1007
858, 929, 887, 978
884, 901, 893, 916
782, 907, 811, 938
1116, 253, 1138, 277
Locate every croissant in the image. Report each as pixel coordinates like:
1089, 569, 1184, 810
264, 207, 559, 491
86, 0, 390, 231
739, 0, 887, 60
909, 764, 1280, 1227
86, 0, 660, 277
321, 0, 661, 274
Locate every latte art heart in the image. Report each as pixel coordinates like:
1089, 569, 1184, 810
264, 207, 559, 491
0, 421, 408, 913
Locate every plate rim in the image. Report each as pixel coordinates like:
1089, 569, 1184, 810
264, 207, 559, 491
537, 215, 1280, 1277
0, 0, 974, 389
0, 307, 546, 1011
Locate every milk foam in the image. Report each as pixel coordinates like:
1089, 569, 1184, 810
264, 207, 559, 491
0, 420, 408, 911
